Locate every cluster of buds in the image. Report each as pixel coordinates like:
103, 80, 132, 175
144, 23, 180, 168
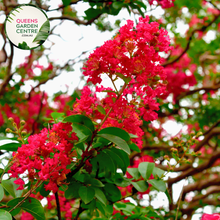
6, 117, 27, 143
164, 131, 203, 171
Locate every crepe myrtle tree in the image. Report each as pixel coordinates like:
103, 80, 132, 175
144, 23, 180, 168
0, 0, 220, 220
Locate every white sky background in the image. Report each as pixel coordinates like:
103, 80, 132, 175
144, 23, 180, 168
0, 0, 215, 219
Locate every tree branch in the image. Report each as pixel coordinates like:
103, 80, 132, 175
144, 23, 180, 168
190, 185, 220, 203
181, 197, 220, 215
0, 42, 14, 97
176, 84, 220, 102
168, 150, 220, 185
55, 192, 62, 220
162, 14, 220, 67
49, 13, 102, 25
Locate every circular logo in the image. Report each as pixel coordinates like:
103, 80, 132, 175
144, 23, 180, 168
5, 4, 50, 50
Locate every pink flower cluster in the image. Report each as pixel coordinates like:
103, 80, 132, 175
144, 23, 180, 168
149, 0, 175, 9
78, 17, 171, 147
163, 46, 197, 103
201, 213, 220, 220
8, 122, 78, 192
83, 17, 171, 86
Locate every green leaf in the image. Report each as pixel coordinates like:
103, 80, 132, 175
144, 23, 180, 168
96, 200, 106, 216
129, 133, 139, 138
93, 187, 107, 206
138, 162, 155, 180
85, 8, 102, 20
148, 179, 166, 192
0, 210, 12, 220
0, 168, 4, 177
92, 142, 102, 148
97, 105, 106, 115
79, 186, 95, 204
114, 201, 136, 215
152, 167, 165, 178
0, 142, 21, 151
97, 152, 116, 177
111, 148, 130, 168
89, 178, 105, 187
131, 180, 149, 192
112, 1, 124, 9
129, 2, 145, 17
33, 20, 50, 43
2, 179, 16, 198
64, 115, 95, 131
39, 182, 50, 197
135, 0, 147, 10
97, 134, 130, 154
65, 181, 81, 199
129, 143, 141, 153
0, 184, 4, 201
104, 183, 121, 202
88, 199, 96, 216
115, 72, 132, 84
95, 200, 113, 217
104, 149, 126, 173
98, 127, 130, 142
51, 112, 65, 122
113, 173, 131, 187
127, 168, 140, 180
7, 197, 45, 220
82, 174, 105, 187
62, 0, 71, 6
164, 189, 172, 204
71, 122, 92, 142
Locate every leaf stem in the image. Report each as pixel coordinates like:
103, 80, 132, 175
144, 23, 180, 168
109, 75, 119, 95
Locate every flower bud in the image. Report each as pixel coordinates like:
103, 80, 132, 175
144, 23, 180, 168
5, 128, 12, 133
196, 131, 203, 138
185, 159, 192, 164
21, 130, 27, 136
164, 155, 170, 161
190, 131, 195, 137
195, 151, 202, 156
20, 120, 26, 126
8, 117, 14, 123
173, 137, 178, 142
171, 147, 178, 153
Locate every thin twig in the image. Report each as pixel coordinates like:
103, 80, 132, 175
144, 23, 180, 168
9, 180, 43, 213
97, 83, 127, 131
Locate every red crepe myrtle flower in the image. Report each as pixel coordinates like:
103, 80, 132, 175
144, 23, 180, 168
149, 0, 175, 8
8, 122, 78, 193
201, 213, 220, 220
